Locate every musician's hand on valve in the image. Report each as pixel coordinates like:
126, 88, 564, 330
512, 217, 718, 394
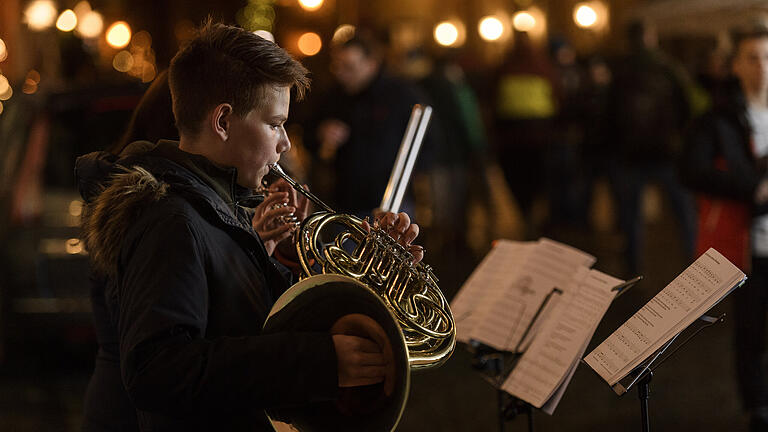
362, 211, 424, 264
269, 179, 311, 222
252, 191, 296, 255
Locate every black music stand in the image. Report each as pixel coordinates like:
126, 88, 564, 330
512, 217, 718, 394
608, 313, 727, 432
469, 277, 642, 432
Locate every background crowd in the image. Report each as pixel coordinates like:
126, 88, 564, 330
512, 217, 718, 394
1, 0, 768, 430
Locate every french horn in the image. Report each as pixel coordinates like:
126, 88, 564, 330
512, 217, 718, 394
262, 163, 456, 431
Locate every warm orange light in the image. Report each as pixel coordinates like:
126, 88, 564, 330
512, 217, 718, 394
512, 11, 536, 32
576, 6, 597, 28
112, 51, 134, 72
332, 24, 355, 44
0, 101, 3, 115
56, 9, 78, 32
479, 16, 504, 41
66, 238, 83, 255
24, 0, 57, 31
141, 63, 157, 83
0, 82, 12, 101
0, 75, 9, 95
434, 22, 459, 47
27, 70, 41, 84
74, 1, 92, 19
0, 39, 7, 62
297, 32, 322, 56
78, 10, 104, 39
573, 2, 608, 30
131, 31, 152, 49
106, 21, 132, 49
298, 0, 323, 11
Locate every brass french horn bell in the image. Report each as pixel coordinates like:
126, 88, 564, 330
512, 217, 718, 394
262, 163, 456, 431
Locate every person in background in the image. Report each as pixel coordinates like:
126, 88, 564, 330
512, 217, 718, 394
304, 30, 433, 216
683, 23, 768, 431
605, 20, 696, 276
492, 31, 557, 238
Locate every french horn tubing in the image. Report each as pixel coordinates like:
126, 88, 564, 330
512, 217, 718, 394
267, 162, 456, 369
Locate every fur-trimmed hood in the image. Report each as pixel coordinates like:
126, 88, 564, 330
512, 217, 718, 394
79, 163, 169, 278
75, 140, 254, 279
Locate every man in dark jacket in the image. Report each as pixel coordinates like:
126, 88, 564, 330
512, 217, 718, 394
76, 22, 424, 431
683, 25, 768, 431
304, 32, 433, 216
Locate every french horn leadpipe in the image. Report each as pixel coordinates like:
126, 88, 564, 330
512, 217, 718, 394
267, 162, 456, 370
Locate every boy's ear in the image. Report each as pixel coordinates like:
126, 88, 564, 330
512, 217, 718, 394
211, 103, 233, 141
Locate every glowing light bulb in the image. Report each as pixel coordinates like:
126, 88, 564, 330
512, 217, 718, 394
112, 51, 134, 72
332, 24, 355, 44
434, 22, 459, 47
512, 11, 536, 32
297, 32, 322, 56
24, 0, 57, 31
298, 0, 323, 11
78, 10, 104, 39
56, 10, 78, 32
479, 16, 504, 41
106, 21, 132, 49
574, 4, 598, 28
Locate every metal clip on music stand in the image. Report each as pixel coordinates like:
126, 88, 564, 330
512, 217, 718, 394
609, 313, 727, 432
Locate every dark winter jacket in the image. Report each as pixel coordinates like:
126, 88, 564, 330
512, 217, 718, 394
76, 140, 338, 431
682, 79, 768, 215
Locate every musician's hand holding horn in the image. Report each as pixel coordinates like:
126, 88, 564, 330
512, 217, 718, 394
363, 211, 424, 264
252, 179, 310, 256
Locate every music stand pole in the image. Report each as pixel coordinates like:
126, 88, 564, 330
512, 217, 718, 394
638, 371, 652, 432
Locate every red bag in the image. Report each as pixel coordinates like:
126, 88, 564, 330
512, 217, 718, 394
695, 195, 750, 271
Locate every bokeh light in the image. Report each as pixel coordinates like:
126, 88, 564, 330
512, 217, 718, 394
66, 238, 83, 255
574, 5, 598, 28
74, 1, 92, 19
298, 0, 323, 11
131, 31, 152, 49
23, 70, 40, 95
0, 39, 7, 62
434, 22, 459, 47
332, 24, 355, 45
112, 51, 134, 72
141, 63, 157, 83
478, 16, 504, 41
106, 21, 132, 49
24, 0, 57, 31
297, 32, 322, 56
0, 81, 13, 101
78, 10, 104, 39
56, 10, 78, 32
0, 75, 10, 95
0, 101, 3, 115
512, 11, 536, 32
254, 30, 275, 42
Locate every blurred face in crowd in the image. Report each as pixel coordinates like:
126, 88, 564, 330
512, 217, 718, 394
217, 86, 292, 189
331, 45, 380, 95
732, 36, 768, 96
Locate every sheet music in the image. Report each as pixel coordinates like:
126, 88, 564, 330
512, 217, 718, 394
467, 239, 596, 351
584, 248, 746, 386
502, 268, 621, 409
451, 240, 530, 344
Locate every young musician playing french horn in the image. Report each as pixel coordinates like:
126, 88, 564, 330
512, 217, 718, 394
76, 21, 424, 431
